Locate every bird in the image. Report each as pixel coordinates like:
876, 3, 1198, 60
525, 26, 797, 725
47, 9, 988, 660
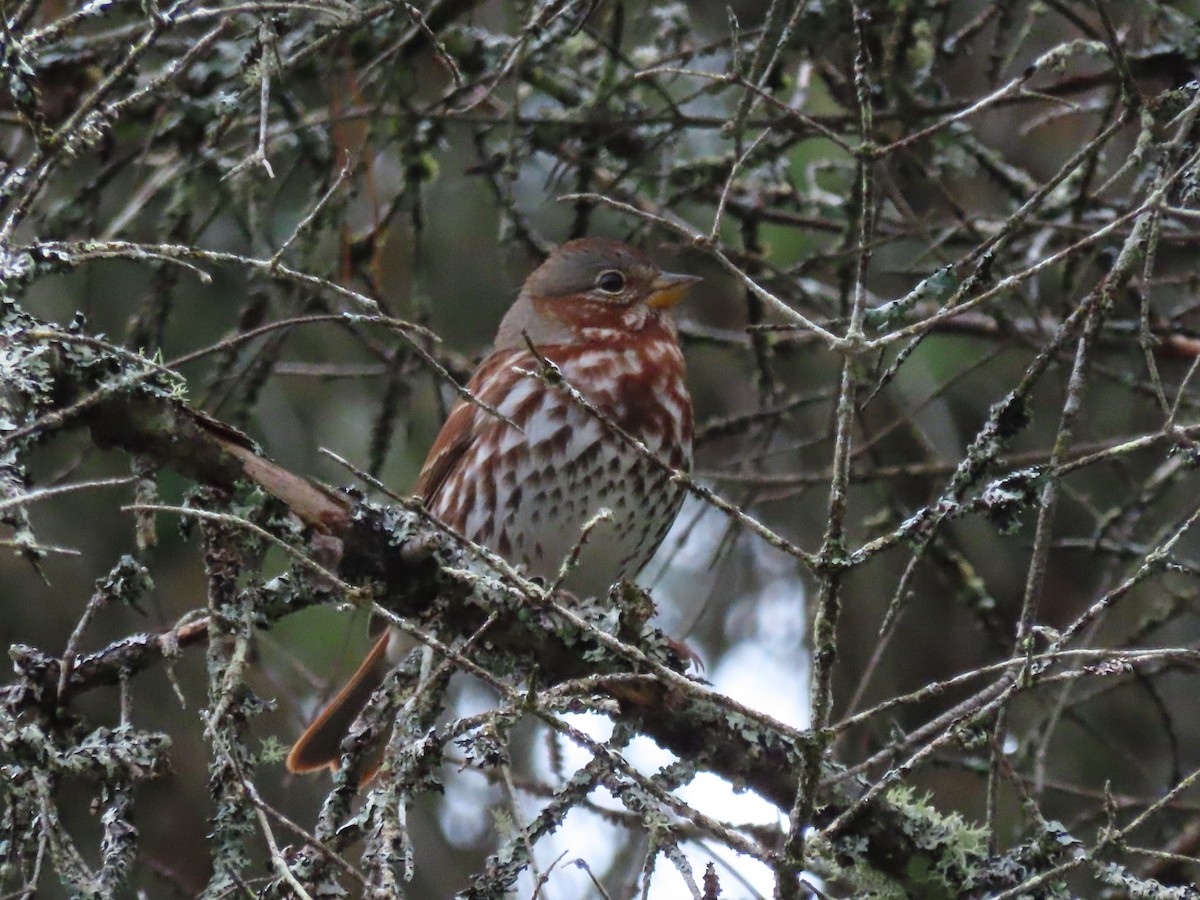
287, 237, 700, 776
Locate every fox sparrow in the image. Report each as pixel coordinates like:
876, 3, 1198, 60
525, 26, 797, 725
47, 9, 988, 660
287, 238, 699, 774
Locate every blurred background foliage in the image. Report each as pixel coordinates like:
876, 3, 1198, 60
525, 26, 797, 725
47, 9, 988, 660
5, 0, 1200, 896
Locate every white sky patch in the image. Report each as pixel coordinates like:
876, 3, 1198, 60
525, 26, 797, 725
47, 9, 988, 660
430, 491, 810, 894
500, 493, 813, 897
439, 763, 499, 848
518, 698, 796, 899
642, 496, 734, 637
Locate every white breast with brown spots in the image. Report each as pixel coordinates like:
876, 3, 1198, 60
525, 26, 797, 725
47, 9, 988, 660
431, 327, 692, 598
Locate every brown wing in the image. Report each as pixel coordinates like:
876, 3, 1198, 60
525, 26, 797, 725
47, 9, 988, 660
411, 396, 479, 504
412, 349, 525, 504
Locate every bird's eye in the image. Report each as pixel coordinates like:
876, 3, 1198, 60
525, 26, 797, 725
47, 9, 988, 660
595, 270, 626, 294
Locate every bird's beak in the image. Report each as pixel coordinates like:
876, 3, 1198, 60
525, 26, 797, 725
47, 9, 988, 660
646, 272, 702, 309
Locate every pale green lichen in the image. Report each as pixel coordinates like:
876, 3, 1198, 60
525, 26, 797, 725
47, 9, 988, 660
884, 786, 988, 885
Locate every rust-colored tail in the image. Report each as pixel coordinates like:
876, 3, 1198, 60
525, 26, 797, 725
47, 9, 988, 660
286, 633, 391, 774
